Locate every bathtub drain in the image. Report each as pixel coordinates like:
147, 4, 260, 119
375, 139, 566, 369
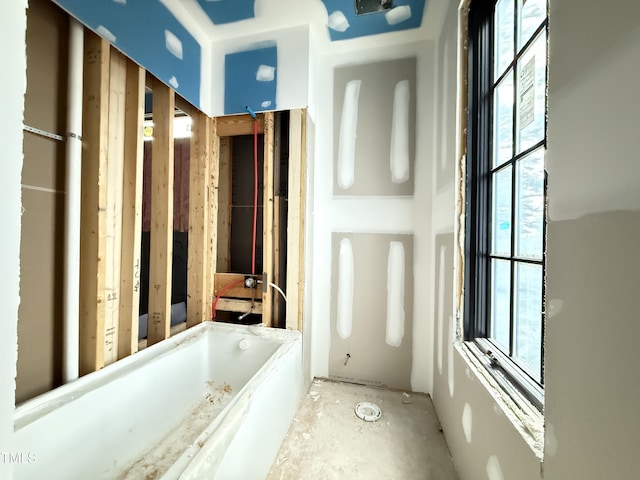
354, 402, 382, 422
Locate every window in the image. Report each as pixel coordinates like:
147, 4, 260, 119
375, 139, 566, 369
464, 0, 548, 408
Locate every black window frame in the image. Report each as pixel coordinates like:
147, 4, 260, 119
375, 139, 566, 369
464, 0, 548, 410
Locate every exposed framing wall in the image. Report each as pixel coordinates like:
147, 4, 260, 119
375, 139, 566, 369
77, 27, 227, 368
74, 31, 306, 373
212, 111, 306, 330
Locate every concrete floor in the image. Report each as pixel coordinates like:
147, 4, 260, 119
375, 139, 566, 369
267, 379, 459, 480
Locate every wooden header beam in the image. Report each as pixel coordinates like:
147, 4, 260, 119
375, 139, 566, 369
214, 273, 260, 300
216, 113, 265, 137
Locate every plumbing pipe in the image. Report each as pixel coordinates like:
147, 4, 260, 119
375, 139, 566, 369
245, 105, 257, 119
63, 18, 84, 384
259, 281, 287, 303
268, 282, 287, 303
212, 279, 245, 319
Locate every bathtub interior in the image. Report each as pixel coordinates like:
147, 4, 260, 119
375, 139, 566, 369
13, 322, 292, 480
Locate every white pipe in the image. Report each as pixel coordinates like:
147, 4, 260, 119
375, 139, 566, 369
63, 19, 84, 383
268, 282, 287, 303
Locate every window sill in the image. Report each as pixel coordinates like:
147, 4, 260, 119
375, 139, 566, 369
457, 341, 544, 459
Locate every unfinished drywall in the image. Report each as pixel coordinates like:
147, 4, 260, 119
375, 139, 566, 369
1, 0, 27, 476
17, 0, 69, 403
542, 0, 640, 477
320, 0, 426, 41
545, 0, 640, 222
211, 25, 310, 117
430, 0, 640, 479
544, 211, 640, 479
333, 57, 417, 196
308, 34, 439, 393
53, 0, 202, 109
329, 233, 414, 390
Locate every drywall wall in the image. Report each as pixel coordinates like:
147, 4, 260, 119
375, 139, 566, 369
308, 36, 439, 393
430, 0, 640, 479
329, 233, 414, 390
17, 0, 68, 404
333, 58, 417, 196
544, 211, 640, 479
542, 0, 640, 477
211, 25, 310, 117
545, 0, 640, 223
0, 0, 27, 476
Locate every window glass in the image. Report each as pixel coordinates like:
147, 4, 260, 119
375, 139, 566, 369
492, 166, 513, 256
493, 72, 514, 167
491, 259, 511, 350
518, 0, 547, 49
495, 0, 515, 77
515, 148, 545, 260
514, 262, 543, 379
517, 31, 547, 153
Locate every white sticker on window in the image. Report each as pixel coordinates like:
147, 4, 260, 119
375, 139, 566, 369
519, 57, 535, 130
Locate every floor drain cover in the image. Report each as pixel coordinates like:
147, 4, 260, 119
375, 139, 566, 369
355, 402, 382, 422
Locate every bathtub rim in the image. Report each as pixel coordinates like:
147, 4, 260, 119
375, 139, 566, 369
14, 322, 301, 431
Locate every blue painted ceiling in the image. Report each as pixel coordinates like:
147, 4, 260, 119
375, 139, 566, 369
52, 0, 429, 114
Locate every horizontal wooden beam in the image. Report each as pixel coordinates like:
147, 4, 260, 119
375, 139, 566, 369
214, 272, 260, 300
216, 114, 264, 137
215, 299, 263, 314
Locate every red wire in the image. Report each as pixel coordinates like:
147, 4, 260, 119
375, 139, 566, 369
251, 118, 258, 276
212, 117, 258, 319
212, 279, 245, 320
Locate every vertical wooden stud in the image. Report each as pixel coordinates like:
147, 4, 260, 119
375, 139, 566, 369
208, 121, 220, 320
187, 112, 213, 327
147, 80, 174, 345
216, 136, 232, 273
262, 112, 276, 327
117, 61, 145, 359
103, 48, 127, 365
272, 113, 284, 326
286, 109, 307, 331
79, 32, 109, 375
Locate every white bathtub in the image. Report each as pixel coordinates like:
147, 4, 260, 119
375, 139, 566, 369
13, 322, 303, 480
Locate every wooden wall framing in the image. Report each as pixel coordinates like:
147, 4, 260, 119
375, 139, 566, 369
187, 111, 218, 328
79, 31, 109, 375
79, 36, 307, 373
80, 31, 145, 373
286, 109, 307, 331
147, 79, 175, 346
117, 61, 145, 359
212, 110, 307, 331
